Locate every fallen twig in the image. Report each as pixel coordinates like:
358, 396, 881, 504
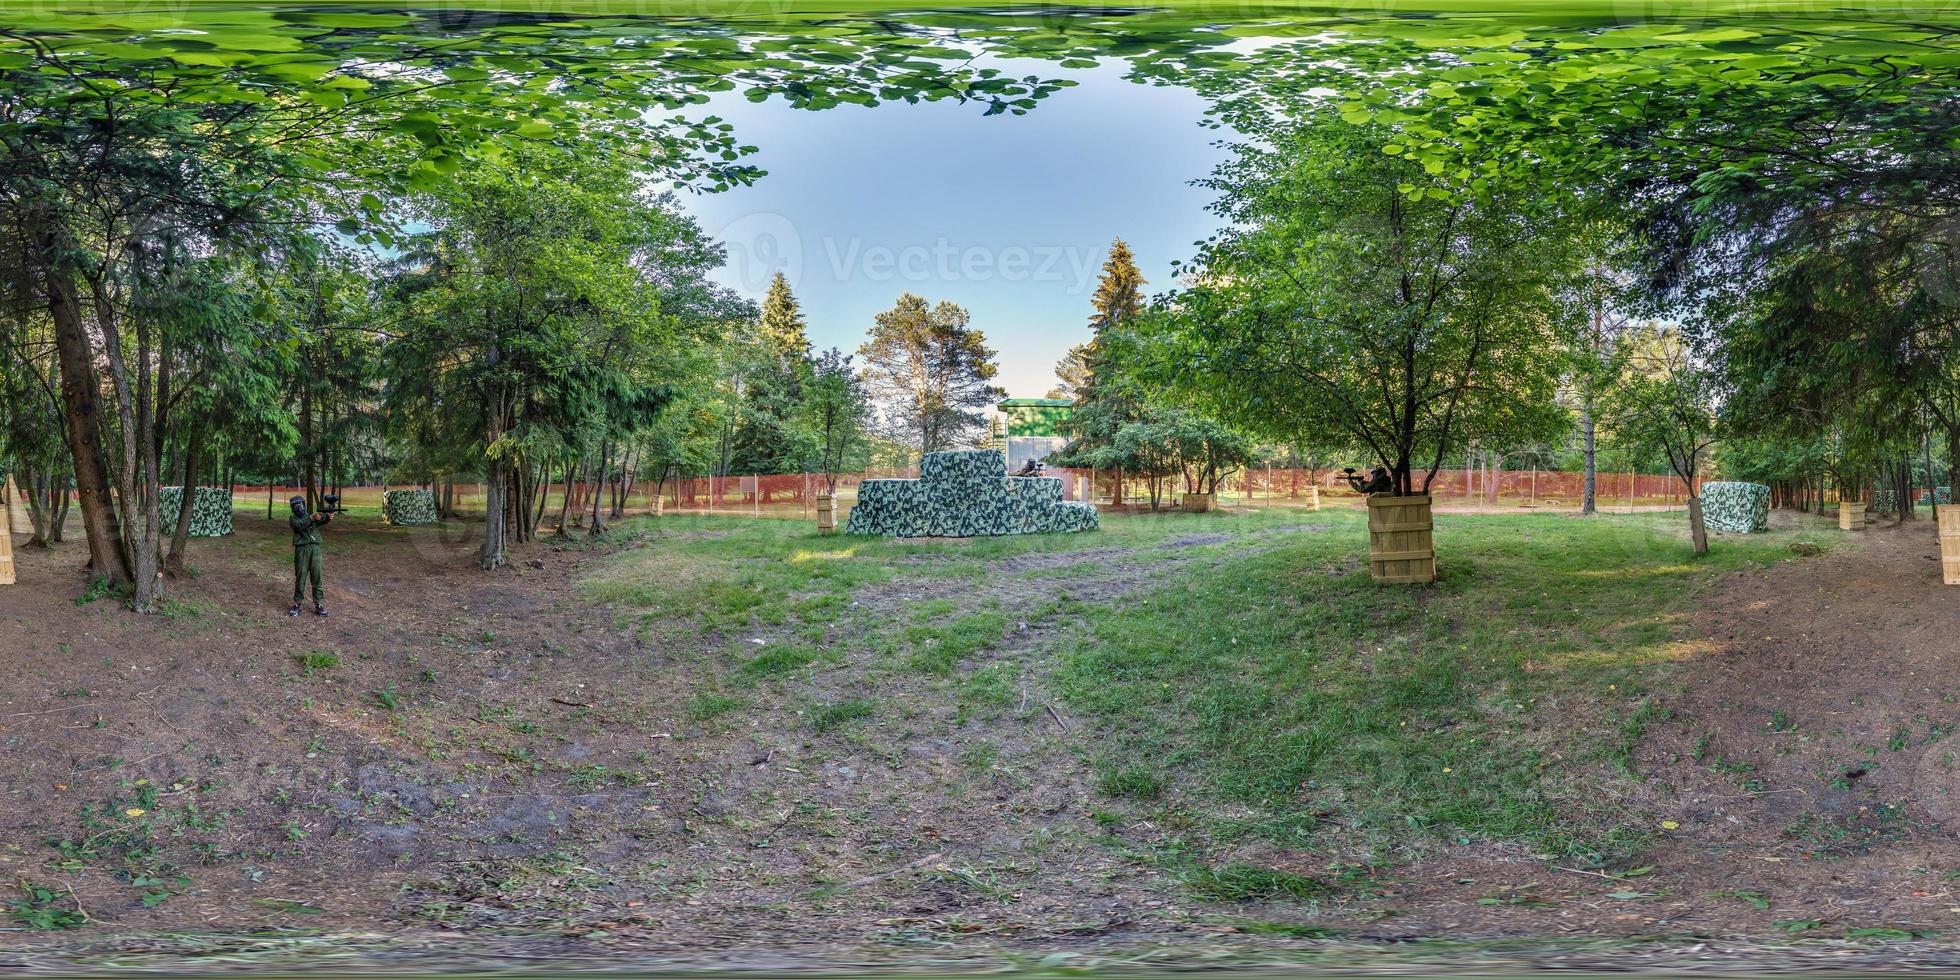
1045, 703, 1070, 733
828, 852, 945, 894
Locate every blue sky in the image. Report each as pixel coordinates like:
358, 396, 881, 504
678, 61, 1233, 398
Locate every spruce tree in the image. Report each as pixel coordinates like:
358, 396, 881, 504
1088, 237, 1146, 330
729, 273, 814, 475
758, 271, 811, 362
1052, 239, 1152, 504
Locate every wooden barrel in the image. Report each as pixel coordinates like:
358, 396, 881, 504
1183, 492, 1213, 513
1940, 506, 1960, 586
1368, 493, 1435, 584
817, 494, 837, 535
1839, 500, 1866, 532
0, 482, 14, 586
3, 475, 25, 531
1307, 483, 1321, 512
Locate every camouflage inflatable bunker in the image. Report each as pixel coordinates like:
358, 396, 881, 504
384, 489, 439, 525
846, 450, 1098, 537
159, 486, 233, 537
1700, 481, 1770, 533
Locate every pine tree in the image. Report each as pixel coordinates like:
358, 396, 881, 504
727, 273, 816, 475
1054, 238, 1147, 400
859, 292, 1004, 456
758, 271, 811, 362
1089, 237, 1146, 330
1052, 239, 1151, 503
1049, 342, 1094, 400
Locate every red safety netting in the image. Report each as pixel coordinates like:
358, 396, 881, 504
222, 465, 1703, 518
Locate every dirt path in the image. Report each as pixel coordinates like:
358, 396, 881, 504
6, 508, 1960, 971
0, 514, 1342, 965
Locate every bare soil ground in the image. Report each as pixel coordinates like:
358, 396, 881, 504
1338, 511, 1960, 942
1, 506, 1958, 973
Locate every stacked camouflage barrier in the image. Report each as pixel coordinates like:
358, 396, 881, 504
1868, 487, 1950, 512
384, 489, 439, 525
158, 486, 233, 537
846, 449, 1098, 537
1700, 481, 1770, 533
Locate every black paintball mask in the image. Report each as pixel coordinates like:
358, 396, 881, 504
289, 496, 307, 517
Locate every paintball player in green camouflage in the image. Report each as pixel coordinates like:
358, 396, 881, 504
288, 495, 332, 617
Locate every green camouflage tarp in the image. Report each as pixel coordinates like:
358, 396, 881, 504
384, 489, 439, 525
159, 486, 233, 537
1701, 481, 1770, 533
847, 449, 1098, 537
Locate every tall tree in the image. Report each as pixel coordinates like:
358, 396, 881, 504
800, 348, 872, 493
858, 293, 1004, 457
758, 272, 811, 362
1051, 240, 1152, 497
1089, 238, 1146, 331
1606, 325, 1722, 554
384, 145, 732, 566
1049, 342, 1094, 401
1148, 118, 1572, 496
726, 275, 814, 475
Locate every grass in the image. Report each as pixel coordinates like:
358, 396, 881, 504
1052, 510, 1817, 866
294, 651, 339, 675
1182, 863, 1336, 902
580, 506, 1823, 874
810, 698, 876, 732
901, 606, 1008, 673
582, 508, 1320, 641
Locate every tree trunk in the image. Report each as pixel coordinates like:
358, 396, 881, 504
90, 276, 163, 611
482, 454, 508, 569
505, 465, 526, 545
46, 268, 130, 582
301, 373, 318, 514
165, 429, 202, 577
1687, 494, 1709, 556
1899, 458, 1916, 521
589, 440, 609, 537
50, 479, 69, 543
479, 346, 508, 570
22, 470, 50, 548
1580, 392, 1598, 515
611, 449, 634, 520
529, 460, 549, 535
556, 457, 578, 536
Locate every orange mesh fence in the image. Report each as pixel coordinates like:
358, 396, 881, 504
222, 466, 1701, 519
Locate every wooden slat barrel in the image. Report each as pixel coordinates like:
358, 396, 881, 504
3, 475, 25, 531
1307, 483, 1320, 512
817, 494, 837, 535
1839, 500, 1865, 531
1368, 493, 1435, 584
1940, 506, 1960, 586
0, 480, 14, 586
